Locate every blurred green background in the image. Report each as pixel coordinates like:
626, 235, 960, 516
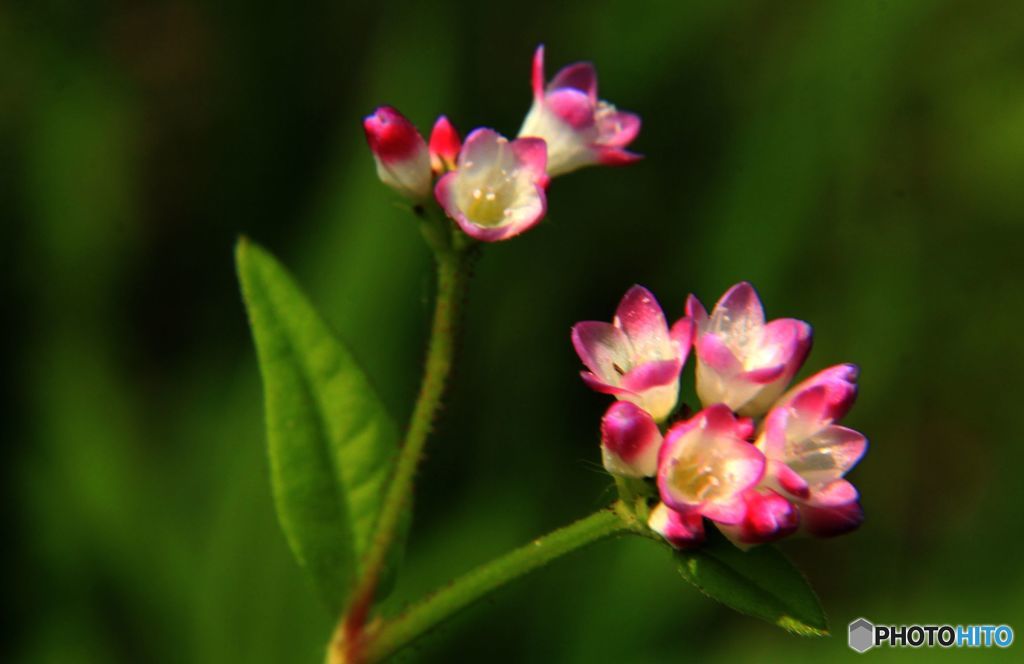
4, 0, 1023, 661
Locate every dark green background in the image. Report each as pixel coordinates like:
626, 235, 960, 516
4, 1, 1023, 661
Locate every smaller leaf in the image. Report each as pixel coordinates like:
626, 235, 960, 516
236, 238, 403, 612
675, 531, 829, 636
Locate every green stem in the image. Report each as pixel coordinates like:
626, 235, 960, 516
331, 232, 471, 661
362, 505, 638, 662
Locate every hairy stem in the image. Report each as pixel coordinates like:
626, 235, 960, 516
329, 229, 471, 663
361, 505, 640, 662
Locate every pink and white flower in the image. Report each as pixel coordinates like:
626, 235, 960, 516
429, 115, 461, 174
363, 106, 432, 201
518, 45, 641, 177
572, 285, 693, 421
687, 282, 812, 417
756, 372, 867, 537
655, 405, 764, 530
435, 128, 548, 242
600, 401, 662, 478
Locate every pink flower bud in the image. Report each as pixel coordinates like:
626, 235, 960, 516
600, 401, 662, 478
518, 45, 641, 177
434, 128, 548, 242
363, 106, 432, 201
429, 115, 461, 174
648, 502, 705, 549
572, 285, 693, 421
715, 488, 799, 549
687, 282, 812, 416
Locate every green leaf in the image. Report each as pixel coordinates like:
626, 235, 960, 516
675, 531, 829, 636
236, 238, 402, 612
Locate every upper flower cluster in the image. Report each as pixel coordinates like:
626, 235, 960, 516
573, 283, 867, 549
362, 46, 641, 242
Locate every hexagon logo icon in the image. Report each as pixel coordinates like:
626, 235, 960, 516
848, 618, 875, 653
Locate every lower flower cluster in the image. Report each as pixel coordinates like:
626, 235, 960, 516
573, 283, 867, 549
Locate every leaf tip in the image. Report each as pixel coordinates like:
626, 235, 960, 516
777, 615, 830, 637
235, 234, 253, 262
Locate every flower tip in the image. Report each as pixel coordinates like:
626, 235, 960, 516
531, 44, 546, 99
617, 284, 659, 316
836, 362, 861, 382
363, 106, 431, 200
719, 281, 760, 311
683, 294, 704, 322
429, 115, 461, 174
597, 148, 643, 167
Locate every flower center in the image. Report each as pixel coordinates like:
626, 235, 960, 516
670, 461, 722, 503
464, 183, 513, 226
667, 442, 745, 506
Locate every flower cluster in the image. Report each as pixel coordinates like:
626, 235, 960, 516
362, 46, 640, 242
573, 283, 867, 549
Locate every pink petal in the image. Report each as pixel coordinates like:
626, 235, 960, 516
760, 318, 811, 358
549, 61, 598, 99
545, 88, 597, 130
788, 384, 832, 422
648, 503, 705, 549
774, 461, 810, 499
711, 281, 765, 336
739, 362, 787, 385
780, 363, 859, 421
615, 285, 670, 346
657, 416, 702, 467
806, 478, 860, 508
434, 171, 459, 221
669, 317, 694, 350
685, 294, 709, 327
597, 110, 641, 147
596, 147, 643, 166
807, 425, 868, 477
571, 321, 631, 383
701, 494, 748, 525
735, 416, 755, 441
510, 136, 548, 182
695, 333, 741, 375
580, 370, 631, 396
801, 493, 863, 537
760, 408, 789, 458
701, 403, 746, 438
759, 318, 812, 377
531, 45, 545, 101
620, 358, 682, 393
458, 127, 503, 167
